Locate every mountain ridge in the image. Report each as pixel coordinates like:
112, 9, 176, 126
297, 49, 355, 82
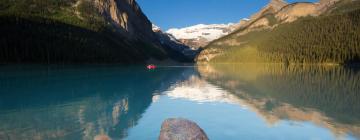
166, 23, 242, 49
152, 24, 198, 62
196, 0, 360, 64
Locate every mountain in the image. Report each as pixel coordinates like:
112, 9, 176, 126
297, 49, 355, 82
164, 0, 287, 50
152, 24, 198, 62
0, 0, 167, 64
166, 23, 242, 49
232, 0, 326, 37
197, 0, 360, 64
246, 0, 288, 24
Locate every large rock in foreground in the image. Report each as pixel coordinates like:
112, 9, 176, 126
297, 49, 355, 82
159, 118, 209, 140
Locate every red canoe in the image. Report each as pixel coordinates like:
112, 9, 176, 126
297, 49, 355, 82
147, 64, 157, 69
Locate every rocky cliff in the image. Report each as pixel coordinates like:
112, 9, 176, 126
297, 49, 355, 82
247, 0, 288, 24
93, 0, 157, 42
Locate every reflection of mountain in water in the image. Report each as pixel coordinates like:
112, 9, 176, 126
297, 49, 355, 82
165, 75, 246, 105
197, 64, 360, 139
0, 65, 195, 140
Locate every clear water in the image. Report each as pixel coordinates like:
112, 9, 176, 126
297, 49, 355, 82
0, 64, 359, 140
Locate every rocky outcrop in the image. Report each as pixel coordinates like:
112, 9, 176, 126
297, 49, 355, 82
275, 2, 318, 23
317, 0, 341, 13
247, 0, 288, 24
94, 134, 111, 140
93, 0, 157, 42
159, 118, 209, 140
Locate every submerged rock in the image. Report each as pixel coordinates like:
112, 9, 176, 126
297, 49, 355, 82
94, 134, 111, 140
159, 118, 209, 140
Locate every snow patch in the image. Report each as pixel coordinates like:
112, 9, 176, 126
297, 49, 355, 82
166, 23, 238, 42
152, 24, 161, 32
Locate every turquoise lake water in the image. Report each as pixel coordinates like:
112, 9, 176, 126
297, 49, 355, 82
0, 64, 359, 140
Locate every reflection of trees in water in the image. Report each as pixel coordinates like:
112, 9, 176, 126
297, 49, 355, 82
0, 66, 194, 140
198, 64, 360, 138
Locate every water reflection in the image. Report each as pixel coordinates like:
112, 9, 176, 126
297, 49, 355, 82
165, 76, 242, 104
0, 65, 194, 140
197, 64, 360, 139
0, 64, 359, 140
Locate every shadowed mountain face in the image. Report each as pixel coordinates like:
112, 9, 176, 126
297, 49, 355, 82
198, 64, 360, 138
0, 65, 195, 139
153, 27, 199, 62
0, 0, 170, 64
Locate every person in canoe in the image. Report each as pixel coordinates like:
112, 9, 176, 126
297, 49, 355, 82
147, 64, 156, 69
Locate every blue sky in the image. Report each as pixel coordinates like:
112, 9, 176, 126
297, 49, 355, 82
137, 0, 318, 30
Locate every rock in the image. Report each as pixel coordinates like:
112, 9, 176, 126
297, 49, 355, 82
94, 134, 111, 140
159, 118, 209, 140
247, 0, 288, 24
275, 2, 318, 23
93, 0, 158, 41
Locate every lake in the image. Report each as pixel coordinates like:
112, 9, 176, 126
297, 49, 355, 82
0, 64, 359, 140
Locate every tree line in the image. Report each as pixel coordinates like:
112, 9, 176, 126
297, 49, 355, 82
207, 2, 360, 64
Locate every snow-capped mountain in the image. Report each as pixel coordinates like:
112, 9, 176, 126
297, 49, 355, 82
152, 24, 199, 61
166, 23, 241, 49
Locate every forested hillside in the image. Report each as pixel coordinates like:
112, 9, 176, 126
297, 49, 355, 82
198, 0, 360, 64
0, 0, 167, 64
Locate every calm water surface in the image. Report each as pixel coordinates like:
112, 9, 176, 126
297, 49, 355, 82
0, 64, 359, 140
